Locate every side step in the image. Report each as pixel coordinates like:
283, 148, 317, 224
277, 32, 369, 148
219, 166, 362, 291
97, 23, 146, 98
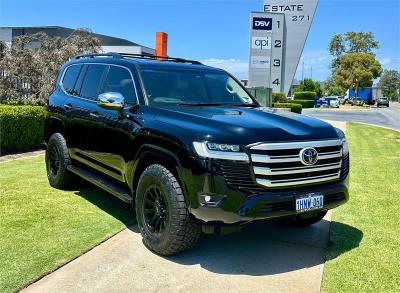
67, 165, 133, 204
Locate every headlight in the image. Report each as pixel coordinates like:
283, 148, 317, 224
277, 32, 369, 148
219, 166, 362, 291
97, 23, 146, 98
342, 138, 349, 155
193, 142, 248, 161
206, 143, 240, 152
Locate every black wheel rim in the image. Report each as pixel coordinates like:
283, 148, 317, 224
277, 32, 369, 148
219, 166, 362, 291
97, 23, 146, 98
143, 185, 168, 234
48, 145, 60, 176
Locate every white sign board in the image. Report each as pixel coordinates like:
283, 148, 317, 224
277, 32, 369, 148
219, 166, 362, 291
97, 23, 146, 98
248, 11, 284, 92
264, 0, 319, 94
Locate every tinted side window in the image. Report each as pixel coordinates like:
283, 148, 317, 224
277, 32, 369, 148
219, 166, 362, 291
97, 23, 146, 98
62, 65, 82, 95
80, 64, 106, 100
103, 66, 136, 104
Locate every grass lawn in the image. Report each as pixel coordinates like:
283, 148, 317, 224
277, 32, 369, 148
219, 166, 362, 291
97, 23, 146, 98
323, 123, 400, 292
0, 155, 135, 293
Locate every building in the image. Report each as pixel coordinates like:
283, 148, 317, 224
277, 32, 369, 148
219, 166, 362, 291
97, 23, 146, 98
0, 26, 154, 55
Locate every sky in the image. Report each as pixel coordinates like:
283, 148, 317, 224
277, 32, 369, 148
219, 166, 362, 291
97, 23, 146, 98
0, 0, 399, 82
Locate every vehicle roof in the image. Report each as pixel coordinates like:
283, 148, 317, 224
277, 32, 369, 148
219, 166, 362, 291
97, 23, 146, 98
65, 55, 223, 72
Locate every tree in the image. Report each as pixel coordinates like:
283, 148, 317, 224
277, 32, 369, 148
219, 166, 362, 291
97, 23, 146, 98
323, 76, 345, 96
0, 29, 101, 100
378, 70, 400, 99
335, 53, 382, 97
328, 32, 379, 71
295, 78, 322, 97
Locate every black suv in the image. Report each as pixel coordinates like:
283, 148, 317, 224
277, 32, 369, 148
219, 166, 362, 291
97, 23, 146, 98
45, 53, 349, 255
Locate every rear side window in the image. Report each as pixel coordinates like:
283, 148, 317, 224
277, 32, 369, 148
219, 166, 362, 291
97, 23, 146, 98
102, 66, 136, 104
62, 65, 82, 95
80, 64, 106, 100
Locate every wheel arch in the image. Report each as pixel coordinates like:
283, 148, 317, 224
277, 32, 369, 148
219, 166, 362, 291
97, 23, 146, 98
128, 144, 191, 207
45, 116, 67, 142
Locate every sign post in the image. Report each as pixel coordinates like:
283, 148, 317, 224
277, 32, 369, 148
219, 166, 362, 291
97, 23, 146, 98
248, 1, 318, 95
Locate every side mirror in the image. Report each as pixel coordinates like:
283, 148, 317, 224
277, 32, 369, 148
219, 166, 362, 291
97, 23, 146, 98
97, 92, 124, 110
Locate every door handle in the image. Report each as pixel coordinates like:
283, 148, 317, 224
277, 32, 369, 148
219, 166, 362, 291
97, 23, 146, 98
63, 103, 72, 110
90, 112, 100, 119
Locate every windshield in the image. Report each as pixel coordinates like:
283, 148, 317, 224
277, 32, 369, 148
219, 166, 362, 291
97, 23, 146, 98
139, 67, 255, 106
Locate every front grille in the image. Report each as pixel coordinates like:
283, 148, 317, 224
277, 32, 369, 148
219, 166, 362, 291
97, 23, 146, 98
340, 154, 350, 180
219, 160, 261, 191
250, 139, 343, 188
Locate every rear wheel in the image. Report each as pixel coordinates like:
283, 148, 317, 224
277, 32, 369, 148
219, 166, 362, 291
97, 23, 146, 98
136, 164, 201, 255
45, 133, 76, 189
283, 210, 327, 226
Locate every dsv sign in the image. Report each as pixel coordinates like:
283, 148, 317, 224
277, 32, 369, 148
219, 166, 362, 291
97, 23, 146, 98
252, 17, 272, 30
251, 36, 271, 50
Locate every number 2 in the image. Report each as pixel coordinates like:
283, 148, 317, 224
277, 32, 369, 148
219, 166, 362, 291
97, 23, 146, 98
274, 40, 282, 48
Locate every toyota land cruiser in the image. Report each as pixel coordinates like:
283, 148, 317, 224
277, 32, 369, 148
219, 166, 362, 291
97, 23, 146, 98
45, 53, 349, 255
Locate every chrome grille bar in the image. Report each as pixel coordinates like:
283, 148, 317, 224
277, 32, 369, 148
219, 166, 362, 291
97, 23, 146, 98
251, 150, 342, 163
253, 162, 342, 175
250, 139, 342, 151
256, 172, 341, 187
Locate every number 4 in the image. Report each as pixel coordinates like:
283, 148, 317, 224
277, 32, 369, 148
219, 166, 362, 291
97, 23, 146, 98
273, 79, 280, 86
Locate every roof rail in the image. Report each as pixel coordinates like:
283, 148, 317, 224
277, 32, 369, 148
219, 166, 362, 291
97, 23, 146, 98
74, 52, 122, 59
73, 52, 202, 65
119, 53, 203, 65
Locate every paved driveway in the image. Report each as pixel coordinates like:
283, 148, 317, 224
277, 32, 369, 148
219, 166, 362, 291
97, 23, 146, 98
22, 217, 331, 293
303, 102, 400, 130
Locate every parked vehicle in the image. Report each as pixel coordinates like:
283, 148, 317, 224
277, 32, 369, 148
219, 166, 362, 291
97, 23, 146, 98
314, 96, 339, 108
350, 97, 365, 106
377, 97, 389, 107
45, 53, 350, 255
347, 88, 377, 105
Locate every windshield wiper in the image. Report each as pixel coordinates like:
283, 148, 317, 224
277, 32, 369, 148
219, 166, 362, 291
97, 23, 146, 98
177, 102, 226, 106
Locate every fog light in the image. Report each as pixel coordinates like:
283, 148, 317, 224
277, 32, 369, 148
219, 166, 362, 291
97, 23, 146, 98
198, 192, 225, 207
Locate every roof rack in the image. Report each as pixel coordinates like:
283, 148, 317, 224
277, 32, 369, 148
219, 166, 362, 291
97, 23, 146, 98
73, 52, 202, 65
74, 52, 122, 59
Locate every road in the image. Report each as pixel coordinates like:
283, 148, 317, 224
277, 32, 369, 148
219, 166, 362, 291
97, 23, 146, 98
303, 102, 400, 130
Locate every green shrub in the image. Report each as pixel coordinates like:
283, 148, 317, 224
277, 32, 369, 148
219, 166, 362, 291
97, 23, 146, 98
272, 92, 286, 103
273, 103, 302, 114
0, 105, 47, 154
0, 98, 46, 106
294, 91, 317, 100
286, 99, 314, 108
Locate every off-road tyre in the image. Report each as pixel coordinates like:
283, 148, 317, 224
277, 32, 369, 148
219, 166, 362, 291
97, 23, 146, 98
45, 133, 76, 189
136, 164, 201, 255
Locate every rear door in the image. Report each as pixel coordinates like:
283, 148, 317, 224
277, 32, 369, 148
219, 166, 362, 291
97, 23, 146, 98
65, 63, 108, 165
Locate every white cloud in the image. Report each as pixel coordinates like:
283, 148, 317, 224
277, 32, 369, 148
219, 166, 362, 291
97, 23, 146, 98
380, 58, 392, 65
201, 58, 248, 79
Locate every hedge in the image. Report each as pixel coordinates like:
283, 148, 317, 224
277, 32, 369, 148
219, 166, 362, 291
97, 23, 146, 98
272, 92, 286, 103
273, 103, 302, 114
293, 91, 317, 100
286, 99, 314, 108
0, 105, 47, 154
0, 98, 46, 106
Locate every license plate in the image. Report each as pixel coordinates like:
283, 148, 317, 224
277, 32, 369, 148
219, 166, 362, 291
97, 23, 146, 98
295, 193, 324, 212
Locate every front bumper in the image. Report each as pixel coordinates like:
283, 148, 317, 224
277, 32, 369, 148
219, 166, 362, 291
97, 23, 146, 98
190, 176, 349, 224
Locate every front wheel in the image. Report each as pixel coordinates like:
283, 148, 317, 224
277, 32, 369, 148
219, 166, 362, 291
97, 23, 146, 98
283, 210, 327, 226
136, 164, 201, 255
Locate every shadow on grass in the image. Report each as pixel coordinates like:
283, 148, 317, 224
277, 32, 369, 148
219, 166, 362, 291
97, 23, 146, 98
325, 220, 364, 261
74, 186, 136, 227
